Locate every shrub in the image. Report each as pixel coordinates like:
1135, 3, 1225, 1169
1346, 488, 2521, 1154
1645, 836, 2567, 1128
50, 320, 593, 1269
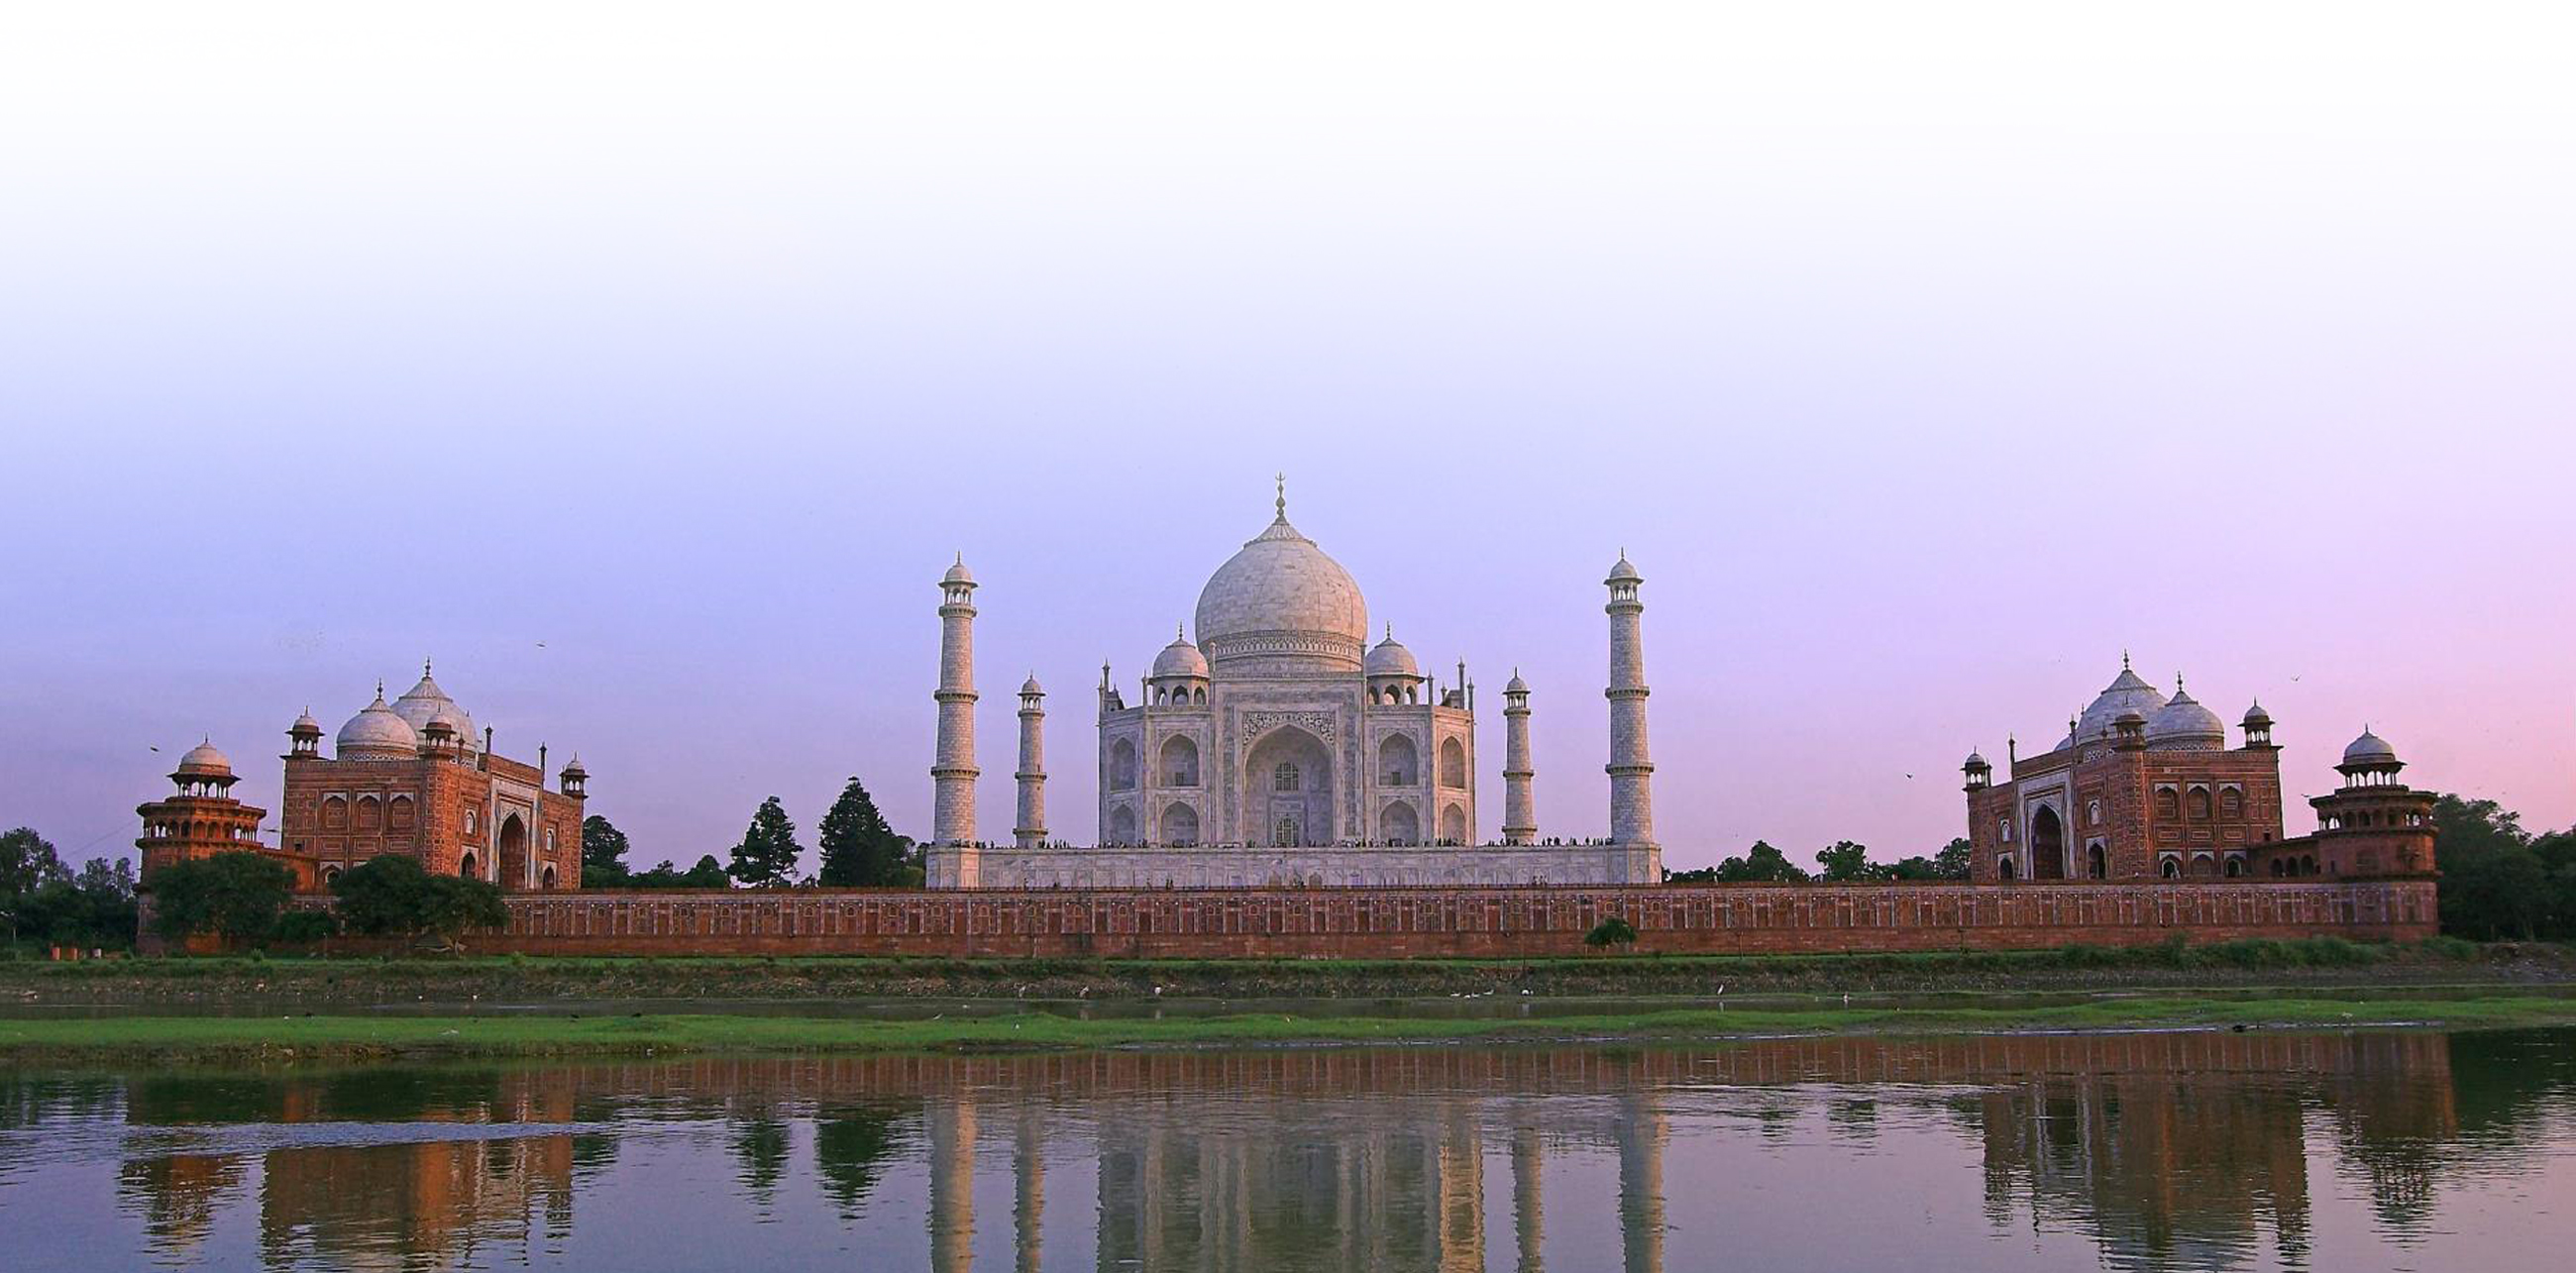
272, 910, 341, 944
1584, 917, 1640, 949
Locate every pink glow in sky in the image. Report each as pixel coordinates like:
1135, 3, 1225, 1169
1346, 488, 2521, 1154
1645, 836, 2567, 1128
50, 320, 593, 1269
3, 4, 2571, 872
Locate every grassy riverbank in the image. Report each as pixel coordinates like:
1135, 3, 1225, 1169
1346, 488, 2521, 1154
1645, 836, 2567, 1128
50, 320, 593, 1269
8, 992, 2576, 1065
8, 938, 2570, 1007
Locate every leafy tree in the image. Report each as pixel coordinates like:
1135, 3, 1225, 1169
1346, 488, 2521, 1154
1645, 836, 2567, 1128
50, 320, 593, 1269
1932, 836, 1973, 880
1715, 840, 1811, 884
273, 909, 341, 943
621, 854, 733, 890
333, 856, 508, 948
817, 778, 908, 887
2432, 796, 2567, 940
1815, 840, 1880, 882
334, 856, 444, 935
582, 815, 632, 888
149, 852, 296, 944
728, 796, 804, 888
16, 857, 141, 950
1, 827, 69, 898
1583, 916, 1639, 948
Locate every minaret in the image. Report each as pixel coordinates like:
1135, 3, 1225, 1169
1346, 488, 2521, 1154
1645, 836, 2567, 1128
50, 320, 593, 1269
1604, 552, 1655, 846
1015, 675, 1047, 849
932, 554, 980, 846
1502, 671, 1537, 845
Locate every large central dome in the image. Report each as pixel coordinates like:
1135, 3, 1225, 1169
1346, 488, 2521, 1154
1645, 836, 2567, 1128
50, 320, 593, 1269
1193, 505, 1369, 676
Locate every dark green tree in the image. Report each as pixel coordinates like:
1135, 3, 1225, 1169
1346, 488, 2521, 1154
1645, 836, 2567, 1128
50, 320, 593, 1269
681, 854, 731, 888
1815, 840, 1880, 882
1583, 916, 1639, 948
333, 855, 444, 935
581, 814, 633, 888
1, 827, 70, 947
1715, 840, 1811, 883
148, 851, 296, 944
1932, 836, 1973, 880
728, 796, 804, 888
817, 778, 906, 887
2432, 796, 2552, 939
333, 856, 509, 948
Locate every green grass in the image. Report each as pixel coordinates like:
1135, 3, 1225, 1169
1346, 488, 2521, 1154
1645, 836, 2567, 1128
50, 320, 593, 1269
9, 993, 2576, 1065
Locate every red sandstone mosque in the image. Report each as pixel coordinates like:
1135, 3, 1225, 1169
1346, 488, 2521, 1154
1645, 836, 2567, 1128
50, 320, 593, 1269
1963, 657, 2434, 886
137, 664, 588, 893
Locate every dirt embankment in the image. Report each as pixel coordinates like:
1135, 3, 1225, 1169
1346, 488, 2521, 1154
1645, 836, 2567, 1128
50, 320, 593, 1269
7, 941, 2572, 1008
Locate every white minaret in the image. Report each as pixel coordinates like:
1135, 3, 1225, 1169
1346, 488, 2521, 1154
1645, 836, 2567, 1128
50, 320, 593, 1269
1502, 670, 1537, 845
1604, 552, 1655, 846
1015, 675, 1047, 849
932, 554, 980, 846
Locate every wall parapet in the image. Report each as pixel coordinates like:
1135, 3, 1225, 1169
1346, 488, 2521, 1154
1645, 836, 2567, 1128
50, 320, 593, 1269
459, 879, 2437, 959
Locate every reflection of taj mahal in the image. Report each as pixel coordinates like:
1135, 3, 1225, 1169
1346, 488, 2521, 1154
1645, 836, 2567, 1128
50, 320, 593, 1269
926, 481, 1663, 889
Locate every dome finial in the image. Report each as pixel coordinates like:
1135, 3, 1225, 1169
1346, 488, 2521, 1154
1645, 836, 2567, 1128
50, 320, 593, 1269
2121, 648, 2130, 671
423, 656, 432, 677
1274, 472, 1287, 520
1176, 621, 1185, 640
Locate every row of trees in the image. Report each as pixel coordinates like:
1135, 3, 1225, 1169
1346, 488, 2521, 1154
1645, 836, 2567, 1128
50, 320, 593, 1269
1664, 837, 1973, 885
1, 827, 140, 953
2429, 796, 2576, 940
580, 778, 920, 890
145, 852, 510, 948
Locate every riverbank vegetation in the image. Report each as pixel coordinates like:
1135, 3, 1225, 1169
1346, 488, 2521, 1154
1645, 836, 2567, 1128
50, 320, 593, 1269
5, 936, 2568, 1007
8, 992, 2576, 1066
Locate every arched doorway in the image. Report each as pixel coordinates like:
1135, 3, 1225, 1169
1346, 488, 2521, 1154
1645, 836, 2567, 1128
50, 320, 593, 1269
497, 814, 529, 891
1161, 802, 1199, 847
2030, 806, 2066, 880
1107, 805, 1136, 845
541, 864, 558, 889
2086, 842, 2107, 879
1245, 726, 1334, 846
459, 851, 479, 880
1438, 803, 1467, 844
1381, 800, 1420, 845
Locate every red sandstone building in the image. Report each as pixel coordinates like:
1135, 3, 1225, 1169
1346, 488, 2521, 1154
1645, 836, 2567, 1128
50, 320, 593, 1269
1963, 659, 2434, 885
139, 665, 588, 893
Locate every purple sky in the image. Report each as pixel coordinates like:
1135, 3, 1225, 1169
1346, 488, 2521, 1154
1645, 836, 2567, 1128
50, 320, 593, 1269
4, 5, 2570, 873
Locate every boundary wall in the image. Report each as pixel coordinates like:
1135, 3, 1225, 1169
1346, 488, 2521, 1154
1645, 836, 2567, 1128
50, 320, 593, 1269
446, 879, 2436, 958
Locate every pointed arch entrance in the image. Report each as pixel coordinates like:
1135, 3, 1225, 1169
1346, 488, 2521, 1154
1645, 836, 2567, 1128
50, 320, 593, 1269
497, 813, 529, 890
1244, 725, 1335, 847
2030, 806, 2066, 880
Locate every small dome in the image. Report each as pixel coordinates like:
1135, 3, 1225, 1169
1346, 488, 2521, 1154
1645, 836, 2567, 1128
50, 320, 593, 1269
2343, 729, 2400, 766
2146, 682, 2225, 749
288, 708, 322, 738
2115, 709, 2147, 725
423, 702, 467, 739
560, 753, 588, 778
942, 554, 974, 585
1505, 670, 1531, 694
2243, 699, 2272, 726
1606, 553, 1642, 583
1364, 628, 1421, 679
1020, 674, 1044, 695
174, 739, 232, 777
1151, 631, 1211, 680
336, 689, 420, 761
1963, 750, 1988, 770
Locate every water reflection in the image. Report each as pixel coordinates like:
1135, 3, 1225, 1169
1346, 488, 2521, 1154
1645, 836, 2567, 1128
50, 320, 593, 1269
3, 1028, 2571, 1271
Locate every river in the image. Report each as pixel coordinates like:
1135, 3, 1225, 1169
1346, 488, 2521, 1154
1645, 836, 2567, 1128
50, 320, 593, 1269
3, 1025, 2571, 1271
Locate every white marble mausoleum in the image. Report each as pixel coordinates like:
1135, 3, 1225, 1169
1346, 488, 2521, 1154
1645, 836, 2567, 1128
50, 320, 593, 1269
924, 482, 1662, 889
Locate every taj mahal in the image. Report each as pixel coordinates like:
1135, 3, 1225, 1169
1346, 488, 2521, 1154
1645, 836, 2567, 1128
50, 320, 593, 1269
923, 480, 1664, 889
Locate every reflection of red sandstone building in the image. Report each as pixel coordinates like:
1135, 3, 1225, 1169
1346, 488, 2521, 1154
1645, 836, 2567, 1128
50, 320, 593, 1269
139, 664, 587, 894
1963, 659, 2435, 885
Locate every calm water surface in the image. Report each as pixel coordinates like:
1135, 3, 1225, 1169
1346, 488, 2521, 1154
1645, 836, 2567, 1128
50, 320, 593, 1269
3, 1027, 2572, 1271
